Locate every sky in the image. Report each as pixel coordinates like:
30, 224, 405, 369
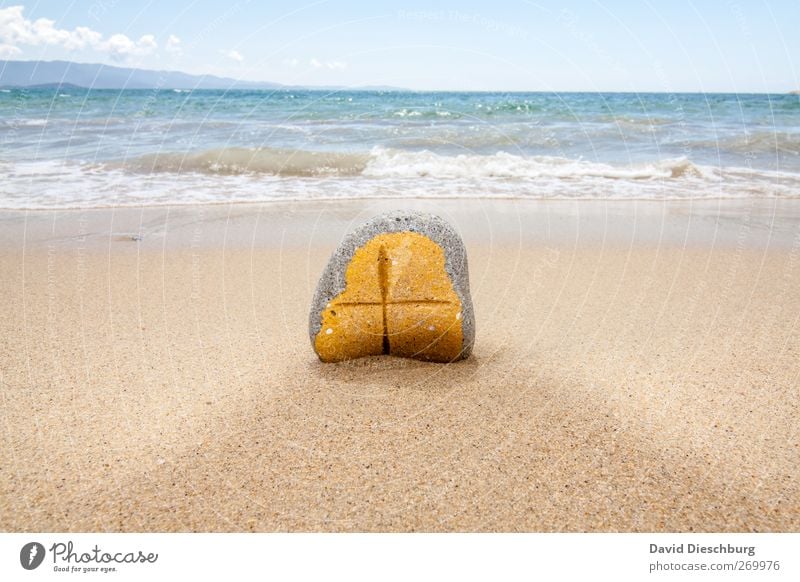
0, 0, 797, 92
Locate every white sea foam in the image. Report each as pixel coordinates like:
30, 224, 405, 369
103, 146, 712, 180
363, 148, 708, 180
3, 118, 51, 127
1, 148, 798, 210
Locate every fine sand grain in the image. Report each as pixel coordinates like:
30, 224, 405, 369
0, 199, 798, 531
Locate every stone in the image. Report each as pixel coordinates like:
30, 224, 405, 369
309, 211, 475, 362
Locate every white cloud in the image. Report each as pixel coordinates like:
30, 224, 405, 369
165, 34, 181, 55
225, 49, 243, 63
0, 42, 22, 57
282, 58, 298, 67
67, 27, 102, 49
99, 33, 157, 61
309, 57, 347, 71
138, 34, 157, 51
0, 5, 98, 49
0, 5, 161, 61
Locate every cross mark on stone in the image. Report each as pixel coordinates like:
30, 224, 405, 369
329, 244, 456, 354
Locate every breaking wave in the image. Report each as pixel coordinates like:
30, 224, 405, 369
689, 131, 800, 155
114, 146, 709, 181
363, 148, 706, 180
116, 147, 370, 177
3, 147, 799, 209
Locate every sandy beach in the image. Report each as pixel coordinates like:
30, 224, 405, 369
1, 198, 798, 532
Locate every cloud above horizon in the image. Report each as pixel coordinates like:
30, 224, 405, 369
165, 34, 182, 56
309, 57, 347, 70
0, 5, 170, 61
224, 49, 243, 63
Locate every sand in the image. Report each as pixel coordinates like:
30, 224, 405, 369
0, 198, 798, 532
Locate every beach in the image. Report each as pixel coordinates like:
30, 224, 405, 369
1, 198, 798, 532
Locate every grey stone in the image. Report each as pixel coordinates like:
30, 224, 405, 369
308, 210, 475, 360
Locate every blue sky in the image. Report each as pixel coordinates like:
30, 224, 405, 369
1, 0, 797, 91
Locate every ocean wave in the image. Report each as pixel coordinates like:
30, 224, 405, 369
363, 148, 706, 180
115, 147, 370, 177
688, 131, 800, 155
475, 100, 543, 114
392, 108, 462, 119
2, 118, 50, 127
3, 149, 799, 210
593, 115, 675, 126
388, 101, 543, 119
109, 146, 710, 181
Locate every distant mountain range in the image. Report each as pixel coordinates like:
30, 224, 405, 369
0, 60, 403, 91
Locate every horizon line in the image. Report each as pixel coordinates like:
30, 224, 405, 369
1, 59, 797, 95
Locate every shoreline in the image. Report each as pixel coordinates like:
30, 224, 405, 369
3, 198, 800, 251
1, 198, 799, 532
4, 192, 800, 210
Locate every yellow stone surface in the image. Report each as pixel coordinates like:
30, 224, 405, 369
315, 232, 464, 362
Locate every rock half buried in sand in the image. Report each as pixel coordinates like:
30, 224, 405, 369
309, 211, 475, 362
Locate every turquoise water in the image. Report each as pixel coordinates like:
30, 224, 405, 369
1, 89, 799, 208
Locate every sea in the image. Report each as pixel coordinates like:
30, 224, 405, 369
1, 89, 799, 209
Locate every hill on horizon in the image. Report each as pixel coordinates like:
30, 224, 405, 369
0, 60, 402, 91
